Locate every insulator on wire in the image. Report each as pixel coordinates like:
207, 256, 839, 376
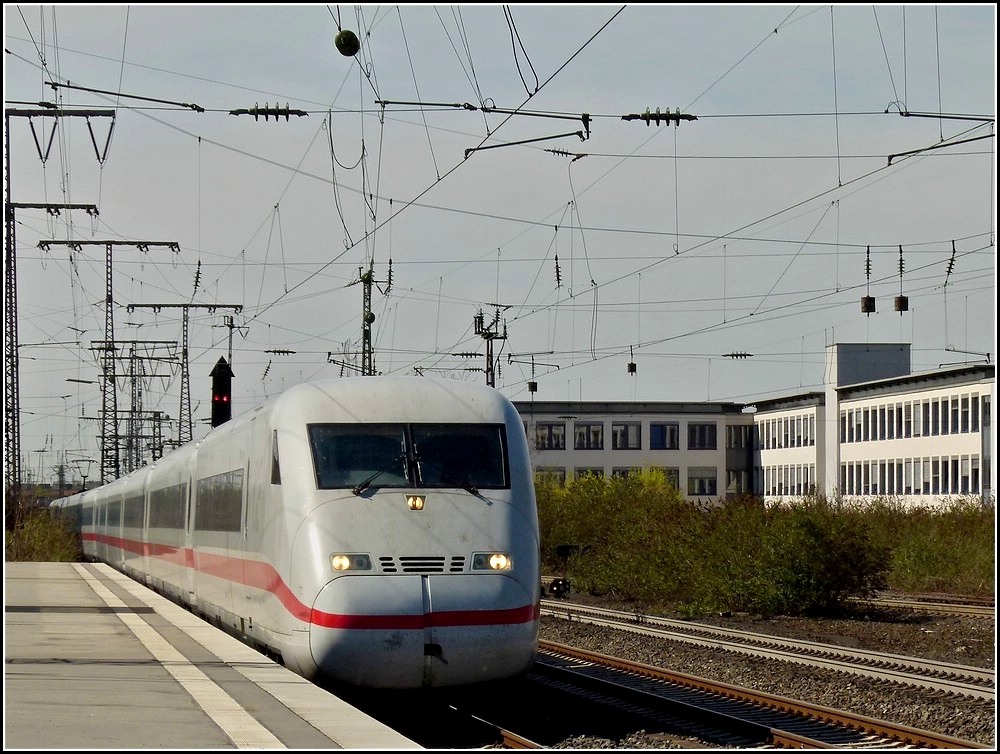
894, 245, 908, 314
945, 240, 957, 282
861, 246, 876, 315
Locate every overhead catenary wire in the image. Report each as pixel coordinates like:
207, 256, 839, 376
8, 7, 992, 458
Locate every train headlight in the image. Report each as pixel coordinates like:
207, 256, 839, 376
330, 553, 372, 572
472, 552, 512, 571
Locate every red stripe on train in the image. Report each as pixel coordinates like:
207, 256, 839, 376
309, 603, 540, 630
83, 532, 538, 629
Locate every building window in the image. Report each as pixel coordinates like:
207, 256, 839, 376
611, 422, 641, 450
726, 424, 752, 450
611, 467, 641, 478
651, 467, 680, 488
574, 467, 603, 480
574, 422, 604, 450
726, 469, 750, 494
534, 422, 565, 450
687, 467, 717, 496
650, 422, 679, 450
534, 467, 566, 485
688, 422, 717, 450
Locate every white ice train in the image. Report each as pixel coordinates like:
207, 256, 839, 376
52, 376, 541, 689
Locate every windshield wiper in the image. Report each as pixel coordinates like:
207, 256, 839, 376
352, 456, 405, 495
416, 458, 479, 495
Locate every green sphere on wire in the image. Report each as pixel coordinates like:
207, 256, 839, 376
335, 29, 360, 57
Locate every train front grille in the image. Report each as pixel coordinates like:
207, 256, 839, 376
378, 556, 466, 573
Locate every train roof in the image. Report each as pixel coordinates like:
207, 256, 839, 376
270, 376, 519, 425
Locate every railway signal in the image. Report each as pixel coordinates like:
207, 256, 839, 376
211, 357, 233, 427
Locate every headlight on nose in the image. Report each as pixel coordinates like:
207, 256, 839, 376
473, 552, 512, 571
330, 553, 372, 572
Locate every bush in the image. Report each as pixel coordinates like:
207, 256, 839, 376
536, 477, 992, 617
5, 505, 83, 562
540, 470, 702, 603
872, 497, 995, 595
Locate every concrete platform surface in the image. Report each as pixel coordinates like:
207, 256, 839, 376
3, 561, 421, 749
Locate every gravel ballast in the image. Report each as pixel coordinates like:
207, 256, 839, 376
538, 600, 996, 748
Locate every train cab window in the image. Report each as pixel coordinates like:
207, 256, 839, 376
309, 423, 509, 492
412, 424, 509, 490
309, 424, 408, 490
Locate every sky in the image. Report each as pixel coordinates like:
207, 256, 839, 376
4, 4, 997, 487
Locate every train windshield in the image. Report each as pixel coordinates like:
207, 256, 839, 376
308, 422, 509, 491
309, 424, 408, 490
411, 423, 508, 490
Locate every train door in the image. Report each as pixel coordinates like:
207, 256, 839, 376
238, 414, 263, 619
96, 502, 107, 561
239, 450, 252, 613
183, 474, 196, 604
110, 494, 124, 567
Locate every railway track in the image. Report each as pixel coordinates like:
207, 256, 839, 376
540, 599, 995, 701
852, 595, 995, 617
540, 578, 996, 619
334, 635, 991, 749
522, 641, 991, 748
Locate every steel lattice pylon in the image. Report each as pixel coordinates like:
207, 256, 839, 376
4, 155, 20, 502
41, 240, 180, 483
126, 303, 242, 446
5, 107, 114, 496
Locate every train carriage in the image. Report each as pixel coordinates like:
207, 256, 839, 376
53, 376, 541, 689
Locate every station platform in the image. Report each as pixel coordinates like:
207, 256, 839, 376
3, 561, 421, 749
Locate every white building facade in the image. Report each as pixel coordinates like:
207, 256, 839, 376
512, 400, 755, 506
513, 343, 995, 508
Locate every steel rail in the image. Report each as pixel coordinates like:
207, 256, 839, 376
538, 640, 990, 749
541, 600, 994, 699
853, 596, 995, 617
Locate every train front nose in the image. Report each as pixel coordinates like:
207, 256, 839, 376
309, 574, 538, 688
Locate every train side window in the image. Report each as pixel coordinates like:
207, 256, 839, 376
271, 430, 281, 485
